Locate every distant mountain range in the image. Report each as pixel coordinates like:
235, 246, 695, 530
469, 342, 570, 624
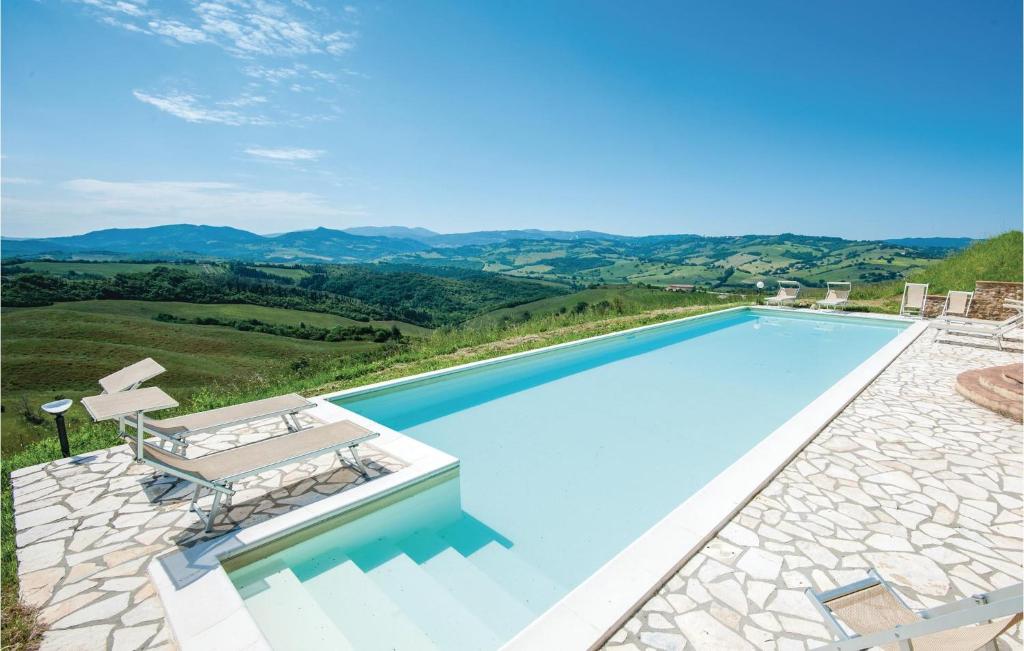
0, 224, 977, 287
0, 224, 632, 262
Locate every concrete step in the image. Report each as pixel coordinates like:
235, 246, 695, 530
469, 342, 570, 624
1000, 363, 1023, 386
242, 566, 354, 651
303, 554, 440, 651
956, 368, 1023, 423
978, 366, 1024, 401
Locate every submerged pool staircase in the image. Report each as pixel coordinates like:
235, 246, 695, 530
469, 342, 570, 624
238, 515, 567, 650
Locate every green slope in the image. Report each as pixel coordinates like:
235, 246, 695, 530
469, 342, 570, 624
909, 231, 1022, 293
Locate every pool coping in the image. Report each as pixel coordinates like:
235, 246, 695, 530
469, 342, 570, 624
147, 306, 927, 650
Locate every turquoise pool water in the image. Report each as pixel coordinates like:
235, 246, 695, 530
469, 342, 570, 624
229, 308, 907, 650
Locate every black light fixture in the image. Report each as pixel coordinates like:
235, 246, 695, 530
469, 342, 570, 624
41, 399, 73, 458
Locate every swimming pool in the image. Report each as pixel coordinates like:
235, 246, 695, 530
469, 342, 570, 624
226, 308, 909, 650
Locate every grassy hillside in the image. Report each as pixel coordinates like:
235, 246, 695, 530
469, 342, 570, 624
467, 285, 739, 326
32, 300, 432, 335
0, 305, 383, 453
908, 230, 1022, 293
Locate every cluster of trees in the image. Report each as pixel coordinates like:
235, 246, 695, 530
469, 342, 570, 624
1, 268, 385, 321
0, 263, 565, 328
152, 313, 403, 342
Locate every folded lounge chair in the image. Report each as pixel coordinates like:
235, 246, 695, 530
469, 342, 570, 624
816, 282, 852, 310
122, 393, 316, 453
99, 358, 166, 394
806, 569, 1022, 651
931, 307, 1024, 351
127, 420, 379, 531
764, 280, 801, 306
941, 291, 974, 318
899, 283, 929, 318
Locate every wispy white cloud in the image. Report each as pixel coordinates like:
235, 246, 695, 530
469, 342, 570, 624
244, 147, 325, 161
72, 0, 359, 59
147, 19, 209, 44
1, 177, 40, 185
132, 90, 272, 125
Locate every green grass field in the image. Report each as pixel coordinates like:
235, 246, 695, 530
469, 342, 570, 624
28, 300, 432, 335
0, 303, 387, 453
466, 285, 738, 326
11, 261, 217, 277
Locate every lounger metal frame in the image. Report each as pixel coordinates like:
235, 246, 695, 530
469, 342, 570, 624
807, 569, 1023, 651
764, 280, 802, 307
931, 302, 1024, 351
899, 282, 929, 318
118, 402, 313, 456
940, 290, 974, 318
130, 431, 375, 532
816, 281, 852, 311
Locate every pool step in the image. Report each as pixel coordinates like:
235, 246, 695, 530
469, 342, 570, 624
461, 540, 567, 614
956, 364, 1024, 423
303, 554, 440, 651
365, 544, 505, 650
243, 567, 355, 651
399, 531, 538, 639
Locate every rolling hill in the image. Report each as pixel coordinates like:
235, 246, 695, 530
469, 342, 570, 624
2, 224, 969, 289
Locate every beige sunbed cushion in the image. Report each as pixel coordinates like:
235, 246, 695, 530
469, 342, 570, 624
99, 358, 166, 394
904, 283, 927, 306
945, 291, 972, 316
129, 420, 376, 482
126, 393, 313, 435
826, 583, 919, 640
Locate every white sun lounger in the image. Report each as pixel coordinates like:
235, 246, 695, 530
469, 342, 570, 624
126, 420, 379, 531
806, 568, 1022, 651
816, 282, 851, 310
931, 305, 1024, 351
121, 392, 316, 453
940, 290, 974, 318
764, 280, 801, 306
99, 358, 167, 393
899, 282, 929, 318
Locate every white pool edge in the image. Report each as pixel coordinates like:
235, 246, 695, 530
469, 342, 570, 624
147, 306, 926, 651
502, 314, 929, 650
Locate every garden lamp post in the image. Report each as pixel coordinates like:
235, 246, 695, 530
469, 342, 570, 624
756, 280, 764, 304
41, 399, 73, 458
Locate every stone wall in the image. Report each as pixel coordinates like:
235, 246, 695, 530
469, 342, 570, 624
922, 295, 946, 318
969, 281, 1023, 320
918, 281, 1022, 320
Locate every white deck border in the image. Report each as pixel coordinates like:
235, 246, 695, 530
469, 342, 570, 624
148, 306, 927, 650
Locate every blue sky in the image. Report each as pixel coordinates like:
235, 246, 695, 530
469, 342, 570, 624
2, 1, 1020, 239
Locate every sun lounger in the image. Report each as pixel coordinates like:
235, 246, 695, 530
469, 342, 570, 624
126, 420, 379, 531
899, 282, 929, 318
931, 307, 1024, 351
122, 393, 316, 453
806, 568, 1023, 651
941, 290, 974, 318
816, 282, 851, 310
99, 358, 166, 393
764, 280, 801, 306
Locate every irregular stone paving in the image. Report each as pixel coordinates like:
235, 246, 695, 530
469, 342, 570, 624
12, 413, 403, 651
605, 334, 1023, 650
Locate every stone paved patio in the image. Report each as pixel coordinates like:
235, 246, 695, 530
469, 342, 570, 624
11, 328, 1024, 650
12, 413, 403, 651
605, 334, 1023, 650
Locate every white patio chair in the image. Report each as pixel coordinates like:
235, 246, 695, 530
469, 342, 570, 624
899, 283, 929, 318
